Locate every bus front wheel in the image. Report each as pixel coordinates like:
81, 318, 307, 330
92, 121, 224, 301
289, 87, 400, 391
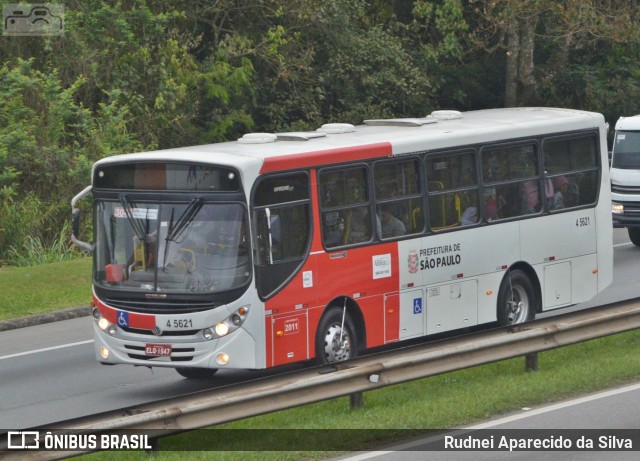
175, 367, 219, 379
628, 227, 640, 246
497, 269, 536, 326
315, 306, 358, 365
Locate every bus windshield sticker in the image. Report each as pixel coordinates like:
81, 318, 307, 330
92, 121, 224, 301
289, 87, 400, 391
114, 207, 158, 220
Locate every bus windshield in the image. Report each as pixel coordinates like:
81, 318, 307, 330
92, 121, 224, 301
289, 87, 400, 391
612, 131, 640, 169
94, 200, 250, 293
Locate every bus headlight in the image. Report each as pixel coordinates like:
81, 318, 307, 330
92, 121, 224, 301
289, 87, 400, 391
98, 317, 110, 331
203, 306, 250, 340
203, 328, 215, 340
214, 322, 230, 337
612, 202, 624, 214
95, 310, 117, 336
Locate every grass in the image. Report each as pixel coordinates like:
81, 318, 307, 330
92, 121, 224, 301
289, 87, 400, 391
84, 328, 640, 460
0, 257, 93, 320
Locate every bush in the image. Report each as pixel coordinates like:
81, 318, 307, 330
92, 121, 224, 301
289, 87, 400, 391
6, 221, 81, 267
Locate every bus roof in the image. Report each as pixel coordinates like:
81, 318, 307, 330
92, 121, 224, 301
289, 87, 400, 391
615, 114, 640, 131
94, 107, 604, 176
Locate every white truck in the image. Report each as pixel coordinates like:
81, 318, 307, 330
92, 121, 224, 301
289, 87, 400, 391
611, 115, 640, 245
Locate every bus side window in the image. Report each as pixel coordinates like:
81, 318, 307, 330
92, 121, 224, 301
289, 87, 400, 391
319, 166, 371, 248
426, 151, 479, 230
481, 143, 539, 221
543, 135, 598, 210
372, 158, 423, 238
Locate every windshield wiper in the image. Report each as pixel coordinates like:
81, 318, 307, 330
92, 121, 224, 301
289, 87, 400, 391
166, 198, 203, 242
161, 198, 203, 272
119, 195, 149, 242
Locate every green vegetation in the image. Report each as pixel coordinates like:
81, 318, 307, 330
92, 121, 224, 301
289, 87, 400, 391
82, 329, 640, 460
0, 257, 92, 320
2, 0, 640, 265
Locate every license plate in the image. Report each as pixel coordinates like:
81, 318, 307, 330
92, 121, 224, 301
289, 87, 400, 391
145, 344, 172, 357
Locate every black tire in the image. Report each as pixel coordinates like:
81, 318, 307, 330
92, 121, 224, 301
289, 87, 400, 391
628, 227, 640, 246
497, 269, 536, 326
175, 367, 219, 379
315, 306, 358, 365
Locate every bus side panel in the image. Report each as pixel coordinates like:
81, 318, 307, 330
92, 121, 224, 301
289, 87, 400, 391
264, 256, 319, 367
398, 224, 520, 332
269, 311, 309, 365
357, 294, 393, 346
520, 211, 598, 311
476, 272, 508, 324
314, 243, 399, 350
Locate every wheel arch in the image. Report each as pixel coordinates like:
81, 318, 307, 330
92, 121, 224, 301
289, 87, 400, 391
502, 261, 542, 313
322, 295, 366, 353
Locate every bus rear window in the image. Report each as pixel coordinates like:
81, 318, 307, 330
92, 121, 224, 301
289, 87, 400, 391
94, 163, 240, 191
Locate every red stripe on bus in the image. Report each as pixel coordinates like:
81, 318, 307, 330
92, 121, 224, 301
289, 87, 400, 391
95, 297, 156, 330
259, 142, 392, 174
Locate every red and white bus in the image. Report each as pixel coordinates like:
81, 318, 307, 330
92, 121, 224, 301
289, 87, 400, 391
71, 107, 612, 378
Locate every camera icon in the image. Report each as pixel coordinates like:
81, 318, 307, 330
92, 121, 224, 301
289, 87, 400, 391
6, 431, 40, 449
3, 3, 64, 36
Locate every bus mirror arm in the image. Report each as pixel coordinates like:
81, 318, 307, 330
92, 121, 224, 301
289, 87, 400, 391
71, 185, 94, 253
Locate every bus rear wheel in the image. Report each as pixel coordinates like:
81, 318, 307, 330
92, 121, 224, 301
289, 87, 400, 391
315, 306, 358, 365
628, 227, 640, 246
175, 367, 219, 379
497, 269, 536, 326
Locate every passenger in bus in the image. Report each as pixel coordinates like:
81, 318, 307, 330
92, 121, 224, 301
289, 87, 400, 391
483, 188, 498, 220
553, 176, 579, 208
380, 205, 406, 237
520, 180, 540, 214
461, 206, 478, 225
348, 209, 372, 243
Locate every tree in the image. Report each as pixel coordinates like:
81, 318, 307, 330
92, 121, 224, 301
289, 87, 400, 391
469, 0, 640, 107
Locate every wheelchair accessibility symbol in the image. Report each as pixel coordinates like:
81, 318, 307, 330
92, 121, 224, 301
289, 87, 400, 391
413, 298, 422, 315
117, 311, 129, 327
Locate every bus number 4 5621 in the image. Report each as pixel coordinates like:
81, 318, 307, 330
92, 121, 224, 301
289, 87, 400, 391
576, 216, 590, 227
166, 319, 193, 329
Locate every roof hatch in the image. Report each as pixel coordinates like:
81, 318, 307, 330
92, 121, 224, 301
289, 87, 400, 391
430, 110, 462, 120
237, 133, 277, 144
317, 123, 356, 134
364, 117, 438, 127
275, 131, 327, 141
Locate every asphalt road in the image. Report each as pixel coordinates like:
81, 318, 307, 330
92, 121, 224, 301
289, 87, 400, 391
333, 382, 640, 461
0, 229, 638, 431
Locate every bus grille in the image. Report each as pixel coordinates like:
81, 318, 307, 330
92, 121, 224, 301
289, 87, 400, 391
103, 297, 220, 314
120, 326, 200, 336
612, 184, 640, 194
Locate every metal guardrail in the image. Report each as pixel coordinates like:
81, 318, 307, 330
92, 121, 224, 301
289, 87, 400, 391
4, 299, 640, 460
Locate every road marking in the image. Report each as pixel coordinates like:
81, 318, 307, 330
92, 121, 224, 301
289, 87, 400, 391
468, 381, 640, 429
0, 339, 94, 361
334, 382, 640, 460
